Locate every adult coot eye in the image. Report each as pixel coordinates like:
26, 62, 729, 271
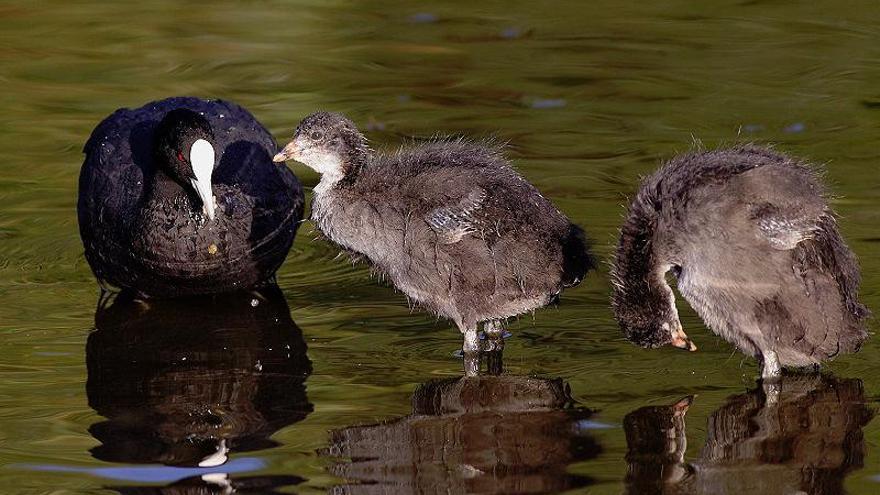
310, 131, 323, 141
177, 151, 186, 163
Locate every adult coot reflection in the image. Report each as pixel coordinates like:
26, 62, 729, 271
624, 374, 873, 495
325, 373, 601, 494
86, 285, 312, 493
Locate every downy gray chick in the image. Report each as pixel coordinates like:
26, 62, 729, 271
612, 145, 869, 379
274, 112, 593, 370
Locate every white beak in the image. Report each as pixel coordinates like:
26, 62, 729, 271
189, 138, 216, 221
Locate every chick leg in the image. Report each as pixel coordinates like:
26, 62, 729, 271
483, 320, 505, 352
458, 320, 481, 377
760, 349, 782, 381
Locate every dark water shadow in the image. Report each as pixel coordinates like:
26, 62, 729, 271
624, 373, 874, 495
84, 285, 312, 494
323, 359, 601, 494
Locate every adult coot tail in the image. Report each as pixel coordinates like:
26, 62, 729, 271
78, 97, 304, 296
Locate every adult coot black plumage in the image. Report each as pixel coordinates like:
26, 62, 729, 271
612, 145, 869, 379
273, 112, 593, 368
78, 97, 304, 296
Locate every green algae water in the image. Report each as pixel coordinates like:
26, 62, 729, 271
1, 1, 879, 493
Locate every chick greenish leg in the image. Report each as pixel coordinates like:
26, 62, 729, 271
458, 320, 481, 377
483, 320, 505, 352
760, 349, 782, 381
462, 327, 480, 354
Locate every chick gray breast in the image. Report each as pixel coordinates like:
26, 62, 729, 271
274, 112, 593, 364
612, 145, 869, 379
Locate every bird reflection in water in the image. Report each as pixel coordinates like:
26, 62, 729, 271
624, 374, 873, 495
85, 285, 312, 494
324, 357, 601, 494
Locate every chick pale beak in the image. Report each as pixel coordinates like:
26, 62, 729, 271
273, 140, 303, 164
670, 324, 697, 352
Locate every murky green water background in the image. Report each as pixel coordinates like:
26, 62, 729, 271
1, 1, 879, 493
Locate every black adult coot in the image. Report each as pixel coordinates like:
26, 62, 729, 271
78, 97, 304, 296
612, 145, 870, 379
272, 112, 593, 363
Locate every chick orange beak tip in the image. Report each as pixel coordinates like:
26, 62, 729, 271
670, 326, 697, 352
273, 140, 303, 164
